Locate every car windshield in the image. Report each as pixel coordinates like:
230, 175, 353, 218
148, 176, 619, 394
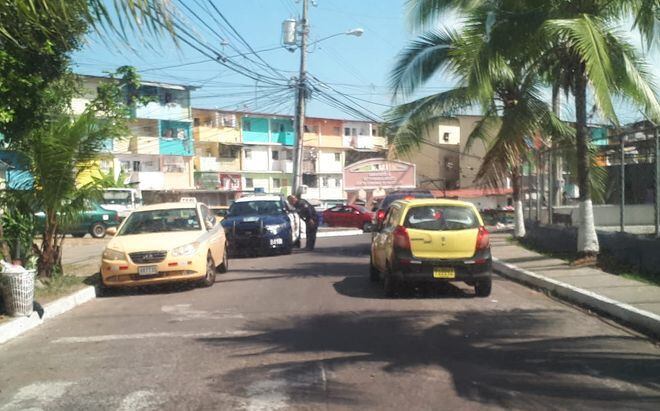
381, 192, 433, 210
102, 191, 132, 205
227, 200, 282, 216
404, 205, 479, 231
118, 208, 201, 235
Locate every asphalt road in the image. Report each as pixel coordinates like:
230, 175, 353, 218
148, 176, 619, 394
1, 234, 659, 410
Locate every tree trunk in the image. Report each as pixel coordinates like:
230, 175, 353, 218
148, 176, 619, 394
512, 165, 526, 238
575, 67, 599, 255
552, 85, 563, 207
38, 211, 61, 277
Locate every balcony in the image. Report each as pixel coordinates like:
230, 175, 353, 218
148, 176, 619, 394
303, 132, 320, 147
319, 134, 343, 148
343, 135, 387, 151
218, 157, 241, 172
196, 126, 241, 144
130, 136, 160, 155
198, 157, 220, 172
134, 101, 191, 121
271, 160, 293, 173
126, 171, 165, 190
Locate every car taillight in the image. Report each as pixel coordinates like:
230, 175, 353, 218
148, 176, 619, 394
476, 226, 490, 250
393, 225, 411, 250
376, 209, 385, 223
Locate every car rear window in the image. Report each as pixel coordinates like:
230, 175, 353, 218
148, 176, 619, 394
404, 205, 479, 231
381, 192, 434, 210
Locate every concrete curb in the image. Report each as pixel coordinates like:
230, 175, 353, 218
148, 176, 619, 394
493, 258, 660, 339
0, 285, 96, 345
317, 229, 365, 238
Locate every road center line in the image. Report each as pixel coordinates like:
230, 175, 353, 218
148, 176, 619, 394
52, 330, 250, 344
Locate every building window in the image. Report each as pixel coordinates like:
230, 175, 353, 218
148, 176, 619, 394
272, 150, 279, 160
334, 153, 341, 162
303, 174, 318, 188
334, 178, 341, 188
244, 120, 251, 131
273, 178, 281, 189
163, 156, 185, 173
245, 149, 252, 159
333, 127, 341, 135
219, 145, 238, 158
245, 178, 254, 188
286, 150, 293, 160
100, 159, 113, 173
344, 127, 350, 136
322, 177, 329, 188
193, 118, 200, 127
279, 124, 285, 133
132, 161, 141, 172
443, 132, 450, 142
120, 161, 131, 172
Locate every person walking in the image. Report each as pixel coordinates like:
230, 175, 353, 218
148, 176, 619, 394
287, 195, 318, 251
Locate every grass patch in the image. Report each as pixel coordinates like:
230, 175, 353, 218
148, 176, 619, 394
507, 235, 660, 286
597, 253, 660, 287
34, 274, 87, 304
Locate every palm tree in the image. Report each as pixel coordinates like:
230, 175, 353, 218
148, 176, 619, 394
15, 110, 127, 277
388, 8, 571, 238
405, 0, 660, 255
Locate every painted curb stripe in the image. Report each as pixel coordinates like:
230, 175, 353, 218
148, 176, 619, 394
0, 286, 97, 345
493, 258, 660, 337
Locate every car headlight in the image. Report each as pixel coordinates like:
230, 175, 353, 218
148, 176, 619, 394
103, 248, 125, 261
265, 223, 286, 235
171, 242, 200, 257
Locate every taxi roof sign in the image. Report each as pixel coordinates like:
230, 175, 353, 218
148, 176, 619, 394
180, 197, 197, 204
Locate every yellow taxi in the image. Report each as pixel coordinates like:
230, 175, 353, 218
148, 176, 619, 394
370, 198, 491, 297
100, 201, 228, 289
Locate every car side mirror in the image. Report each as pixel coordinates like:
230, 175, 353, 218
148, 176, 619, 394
106, 227, 117, 236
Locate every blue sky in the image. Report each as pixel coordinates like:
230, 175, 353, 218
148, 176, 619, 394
72, 0, 659, 124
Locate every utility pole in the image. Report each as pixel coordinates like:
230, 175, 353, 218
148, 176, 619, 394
291, 0, 309, 197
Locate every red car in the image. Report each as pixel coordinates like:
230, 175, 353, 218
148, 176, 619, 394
322, 204, 374, 231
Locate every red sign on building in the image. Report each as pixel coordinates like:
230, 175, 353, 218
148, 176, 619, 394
344, 158, 416, 190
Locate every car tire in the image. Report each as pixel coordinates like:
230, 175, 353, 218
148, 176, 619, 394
90, 223, 106, 239
200, 253, 216, 287
369, 255, 380, 282
362, 222, 371, 233
218, 245, 229, 273
474, 278, 492, 297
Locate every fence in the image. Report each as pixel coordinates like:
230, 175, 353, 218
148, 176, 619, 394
522, 125, 659, 237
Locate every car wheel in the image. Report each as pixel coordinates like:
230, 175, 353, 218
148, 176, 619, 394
383, 270, 398, 298
474, 278, 492, 297
200, 253, 216, 287
362, 222, 372, 233
369, 255, 380, 282
218, 245, 229, 273
90, 223, 106, 239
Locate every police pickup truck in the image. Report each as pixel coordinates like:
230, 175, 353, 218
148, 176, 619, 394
221, 195, 301, 256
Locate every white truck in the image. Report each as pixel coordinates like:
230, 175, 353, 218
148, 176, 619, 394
100, 188, 142, 219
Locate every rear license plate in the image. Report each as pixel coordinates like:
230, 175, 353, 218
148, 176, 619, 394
270, 238, 283, 246
138, 265, 158, 276
433, 267, 455, 279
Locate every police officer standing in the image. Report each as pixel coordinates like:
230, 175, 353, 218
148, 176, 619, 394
287, 195, 318, 250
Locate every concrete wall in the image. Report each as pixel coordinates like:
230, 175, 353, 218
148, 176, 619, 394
533, 204, 656, 226
523, 222, 660, 277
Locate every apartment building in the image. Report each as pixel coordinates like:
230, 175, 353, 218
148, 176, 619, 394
397, 115, 511, 209
74, 75, 196, 190
192, 108, 242, 192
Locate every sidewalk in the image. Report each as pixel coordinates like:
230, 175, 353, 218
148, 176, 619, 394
490, 233, 660, 338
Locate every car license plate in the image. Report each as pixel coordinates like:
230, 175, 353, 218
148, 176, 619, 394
433, 267, 455, 279
138, 265, 158, 276
270, 238, 283, 246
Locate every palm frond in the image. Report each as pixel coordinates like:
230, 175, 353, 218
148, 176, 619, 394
390, 29, 459, 98
406, 0, 485, 31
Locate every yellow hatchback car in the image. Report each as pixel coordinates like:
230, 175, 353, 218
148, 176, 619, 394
100, 201, 228, 289
370, 199, 491, 297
